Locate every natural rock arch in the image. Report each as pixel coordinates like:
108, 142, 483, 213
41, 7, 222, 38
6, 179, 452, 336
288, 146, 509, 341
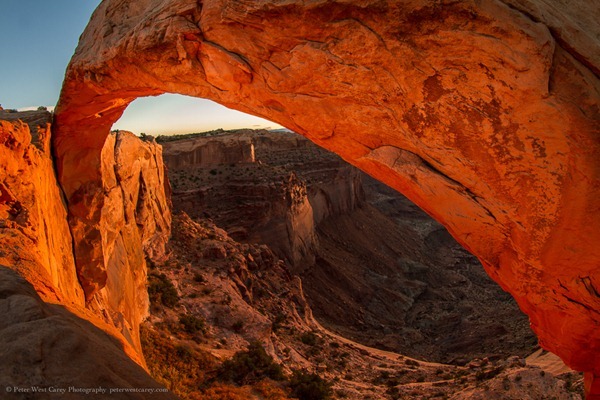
54, 0, 600, 395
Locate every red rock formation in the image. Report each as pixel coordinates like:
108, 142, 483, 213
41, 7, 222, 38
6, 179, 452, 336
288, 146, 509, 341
0, 111, 83, 305
163, 131, 255, 169
0, 111, 175, 395
0, 266, 175, 399
53, 0, 600, 395
85, 130, 171, 352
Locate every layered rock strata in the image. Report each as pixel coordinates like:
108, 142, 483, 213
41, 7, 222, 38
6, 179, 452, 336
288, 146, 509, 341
166, 129, 537, 364
54, 0, 600, 394
162, 131, 255, 169
164, 130, 364, 271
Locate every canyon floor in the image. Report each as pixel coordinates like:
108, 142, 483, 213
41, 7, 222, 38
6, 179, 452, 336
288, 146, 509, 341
141, 129, 584, 399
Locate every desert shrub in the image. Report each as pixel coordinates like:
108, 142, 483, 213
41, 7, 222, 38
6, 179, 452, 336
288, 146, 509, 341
405, 359, 419, 367
272, 313, 286, 332
288, 369, 333, 400
148, 273, 179, 308
200, 383, 252, 400
300, 331, 318, 346
37, 106, 47, 111
180, 314, 206, 334
217, 341, 285, 385
232, 320, 245, 333
140, 325, 216, 398
475, 367, 502, 381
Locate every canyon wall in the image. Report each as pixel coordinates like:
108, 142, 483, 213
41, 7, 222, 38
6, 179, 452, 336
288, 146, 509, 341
0, 111, 83, 305
0, 112, 174, 396
165, 130, 364, 272
162, 132, 255, 169
53, 0, 600, 395
87, 130, 171, 351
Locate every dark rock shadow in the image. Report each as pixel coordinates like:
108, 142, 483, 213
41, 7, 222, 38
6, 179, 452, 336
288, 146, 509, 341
0, 266, 177, 399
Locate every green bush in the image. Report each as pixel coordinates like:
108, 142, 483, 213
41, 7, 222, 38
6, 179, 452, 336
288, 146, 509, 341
289, 369, 333, 400
148, 273, 179, 308
217, 341, 285, 385
179, 314, 206, 334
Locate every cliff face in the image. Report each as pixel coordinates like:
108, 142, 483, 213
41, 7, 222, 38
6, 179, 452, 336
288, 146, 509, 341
0, 111, 83, 305
0, 112, 174, 396
84, 130, 171, 351
165, 130, 364, 271
162, 132, 255, 169
53, 0, 600, 394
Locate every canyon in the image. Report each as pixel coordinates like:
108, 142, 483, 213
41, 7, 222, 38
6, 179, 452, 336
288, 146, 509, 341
0, 0, 598, 398
137, 127, 581, 398
53, 0, 600, 394
163, 129, 538, 364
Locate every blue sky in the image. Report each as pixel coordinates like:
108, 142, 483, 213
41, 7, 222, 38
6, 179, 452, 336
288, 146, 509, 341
0, 1, 279, 135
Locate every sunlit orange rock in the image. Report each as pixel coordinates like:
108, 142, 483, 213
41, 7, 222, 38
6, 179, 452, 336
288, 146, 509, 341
54, 0, 600, 395
0, 111, 83, 305
83, 130, 171, 352
0, 111, 172, 393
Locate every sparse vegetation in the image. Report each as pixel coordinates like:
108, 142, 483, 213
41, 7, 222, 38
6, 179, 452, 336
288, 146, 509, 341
232, 320, 245, 333
179, 314, 206, 334
288, 369, 333, 400
155, 129, 227, 143
300, 331, 319, 346
140, 325, 216, 398
405, 359, 420, 367
148, 273, 179, 308
217, 341, 285, 385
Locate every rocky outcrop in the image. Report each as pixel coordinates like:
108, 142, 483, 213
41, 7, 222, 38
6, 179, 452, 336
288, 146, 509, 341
0, 111, 83, 305
165, 130, 364, 271
0, 266, 175, 400
82, 130, 171, 353
1, 111, 171, 355
54, 0, 600, 394
0, 112, 174, 395
161, 131, 255, 169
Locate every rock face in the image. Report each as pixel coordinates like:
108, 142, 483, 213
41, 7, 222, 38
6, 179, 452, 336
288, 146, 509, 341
0, 111, 83, 305
164, 130, 364, 271
83, 130, 171, 352
1, 112, 171, 353
162, 131, 255, 169
0, 112, 174, 395
54, 0, 600, 394
0, 266, 175, 400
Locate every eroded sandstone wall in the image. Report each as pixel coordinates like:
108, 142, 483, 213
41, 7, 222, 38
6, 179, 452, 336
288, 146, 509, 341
53, 0, 600, 394
1, 112, 172, 353
163, 133, 255, 169
84, 130, 171, 352
0, 112, 174, 395
0, 111, 83, 305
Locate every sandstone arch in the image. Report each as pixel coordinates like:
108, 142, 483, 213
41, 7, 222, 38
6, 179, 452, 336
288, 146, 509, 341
54, 0, 600, 395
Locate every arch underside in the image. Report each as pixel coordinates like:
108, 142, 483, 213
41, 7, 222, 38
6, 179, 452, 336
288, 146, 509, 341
53, 0, 600, 393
